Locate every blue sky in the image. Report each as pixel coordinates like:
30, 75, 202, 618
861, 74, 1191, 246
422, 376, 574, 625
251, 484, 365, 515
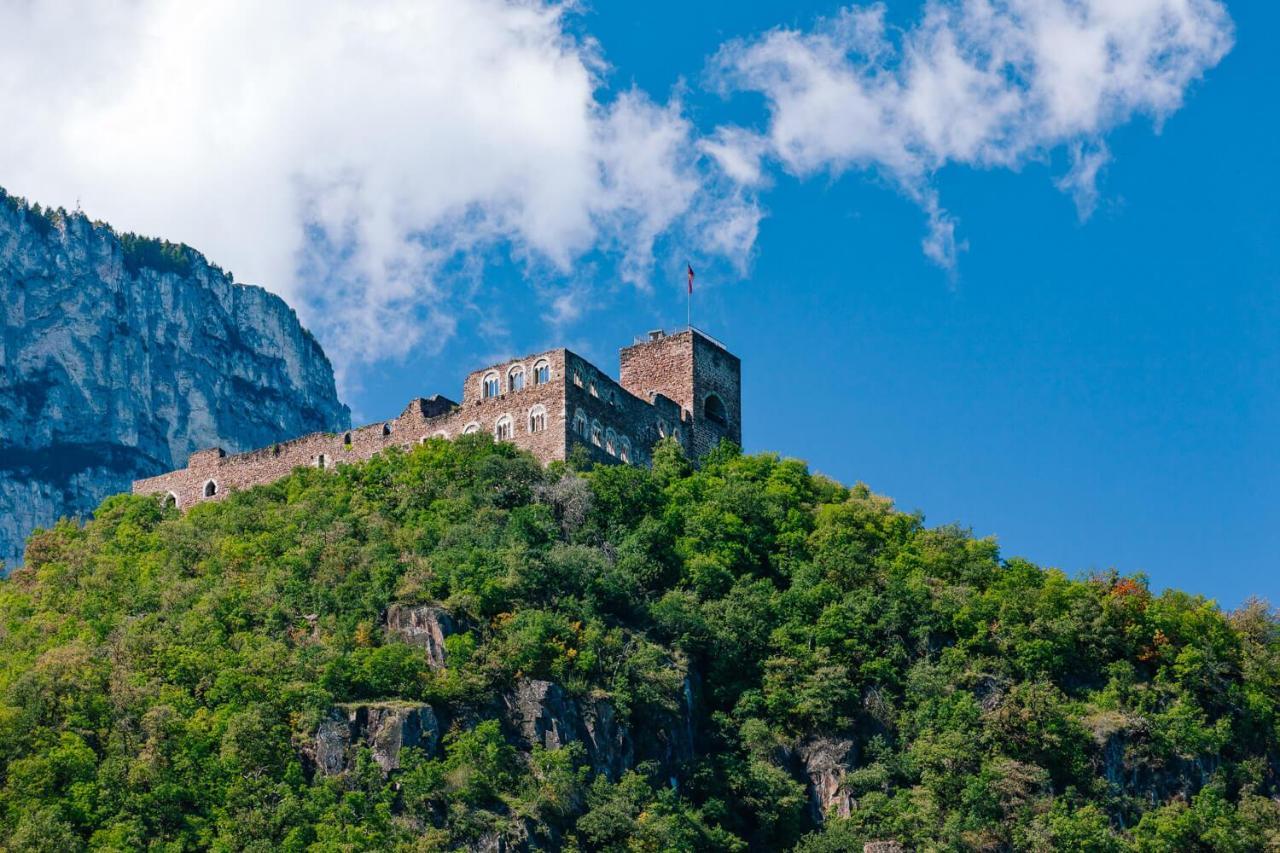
354, 0, 1277, 608
3, 1, 1273, 607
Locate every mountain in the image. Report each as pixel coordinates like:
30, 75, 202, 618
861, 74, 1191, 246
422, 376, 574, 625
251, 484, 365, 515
0, 190, 350, 569
1, 437, 1276, 851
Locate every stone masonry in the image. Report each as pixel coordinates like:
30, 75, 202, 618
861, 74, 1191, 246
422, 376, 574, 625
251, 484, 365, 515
133, 328, 741, 510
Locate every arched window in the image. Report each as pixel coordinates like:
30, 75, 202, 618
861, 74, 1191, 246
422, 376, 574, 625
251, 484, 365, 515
588, 378, 599, 398
508, 365, 525, 392
528, 405, 547, 433
590, 419, 603, 447
463, 422, 480, 435
703, 393, 728, 426
572, 368, 583, 388
495, 415, 513, 441
604, 428, 617, 456
382, 423, 392, 437
164, 492, 179, 510
655, 419, 667, 439
619, 437, 631, 464
482, 371, 500, 399
433, 430, 449, 439
573, 408, 588, 438
203, 480, 217, 498
533, 360, 550, 385
342, 432, 352, 445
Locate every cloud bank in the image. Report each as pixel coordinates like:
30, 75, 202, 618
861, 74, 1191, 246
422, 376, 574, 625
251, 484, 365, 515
0, 0, 756, 375
710, 0, 1234, 267
0, 0, 1233, 379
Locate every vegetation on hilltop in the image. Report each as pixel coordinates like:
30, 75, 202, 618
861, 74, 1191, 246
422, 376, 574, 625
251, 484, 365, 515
1, 186, 229, 280
1, 436, 1277, 851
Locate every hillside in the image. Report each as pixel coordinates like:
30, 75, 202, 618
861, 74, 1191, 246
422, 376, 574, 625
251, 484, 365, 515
1, 437, 1277, 851
0, 188, 350, 571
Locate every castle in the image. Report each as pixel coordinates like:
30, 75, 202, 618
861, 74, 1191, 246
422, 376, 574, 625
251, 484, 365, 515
133, 328, 741, 508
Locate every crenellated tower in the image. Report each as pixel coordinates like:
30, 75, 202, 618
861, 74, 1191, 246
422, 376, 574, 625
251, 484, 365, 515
619, 328, 741, 460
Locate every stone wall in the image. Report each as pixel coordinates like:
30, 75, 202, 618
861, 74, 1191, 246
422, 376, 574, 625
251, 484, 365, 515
620, 328, 741, 459
134, 332, 740, 509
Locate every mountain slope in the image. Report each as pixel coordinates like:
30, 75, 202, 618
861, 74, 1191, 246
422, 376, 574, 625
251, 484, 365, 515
0, 190, 350, 569
1, 437, 1276, 851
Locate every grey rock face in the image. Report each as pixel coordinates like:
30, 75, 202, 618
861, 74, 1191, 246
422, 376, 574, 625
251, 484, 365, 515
311, 702, 440, 776
796, 735, 858, 823
503, 678, 634, 781
0, 192, 350, 568
386, 603, 454, 670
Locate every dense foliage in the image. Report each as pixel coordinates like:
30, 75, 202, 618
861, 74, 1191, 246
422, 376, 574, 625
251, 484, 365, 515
1, 436, 1277, 851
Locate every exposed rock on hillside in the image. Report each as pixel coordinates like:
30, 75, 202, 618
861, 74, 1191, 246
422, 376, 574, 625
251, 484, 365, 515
310, 702, 440, 776
502, 679, 634, 782
794, 735, 858, 823
386, 603, 455, 670
0, 191, 349, 568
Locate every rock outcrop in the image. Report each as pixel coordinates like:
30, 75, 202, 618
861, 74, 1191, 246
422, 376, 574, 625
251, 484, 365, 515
502, 679, 634, 781
386, 603, 454, 670
794, 735, 858, 823
311, 702, 439, 776
0, 191, 350, 569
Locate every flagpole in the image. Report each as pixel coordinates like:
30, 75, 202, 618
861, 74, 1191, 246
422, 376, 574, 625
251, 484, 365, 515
686, 262, 693, 330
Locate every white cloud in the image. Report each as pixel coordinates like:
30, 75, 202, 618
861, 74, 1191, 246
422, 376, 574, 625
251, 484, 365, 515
711, 0, 1234, 267
0, 0, 757, 378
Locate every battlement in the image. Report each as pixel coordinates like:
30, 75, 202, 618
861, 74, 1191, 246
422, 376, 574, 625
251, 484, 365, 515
134, 330, 741, 510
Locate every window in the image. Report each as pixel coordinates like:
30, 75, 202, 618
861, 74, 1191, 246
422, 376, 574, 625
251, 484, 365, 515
483, 372, 500, 399
495, 415, 513, 440
316, 454, 327, 469
382, 423, 393, 437
463, 422, 480, 435
588, 379, 598, 398
656, 419, 667, 439
433, 430, 449, 439
203, 480, 217, 498
572, 368, 583, 388
528, 405, 547, 433
343, 432, 352, 445
605, 428, 617, 456
573, 409, 588, 438
533, 360, 550, 385
619, 437, 631, 463
704, 393, 728, 426
591, 419, 603, 447
164, 492, 178, 510
509, 365, 525, 392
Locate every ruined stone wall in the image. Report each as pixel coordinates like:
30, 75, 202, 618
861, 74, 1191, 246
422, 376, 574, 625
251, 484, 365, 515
620, 329, 741, 459
563, 351, 685, 466
133, 348, 575, 508
688, 332, 742, 459
620, 331, 695, 419
135, 333, 740, 510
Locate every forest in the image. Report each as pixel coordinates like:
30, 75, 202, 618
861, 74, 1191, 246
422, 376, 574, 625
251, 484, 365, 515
1, 435, 1276, 851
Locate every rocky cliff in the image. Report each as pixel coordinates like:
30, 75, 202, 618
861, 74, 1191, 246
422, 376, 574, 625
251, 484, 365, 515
0, 190, 350, 568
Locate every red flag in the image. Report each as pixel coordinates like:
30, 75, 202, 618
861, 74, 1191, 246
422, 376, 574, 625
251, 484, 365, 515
687, 263, 695, 294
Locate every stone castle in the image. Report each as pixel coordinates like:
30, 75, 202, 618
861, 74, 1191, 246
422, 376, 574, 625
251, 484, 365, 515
133, 328, 741, 508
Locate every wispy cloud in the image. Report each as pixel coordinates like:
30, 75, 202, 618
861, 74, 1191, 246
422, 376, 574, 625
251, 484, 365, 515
710, 0, 1234, 267
0, 0, 756, 381
0, 0, 1234, 385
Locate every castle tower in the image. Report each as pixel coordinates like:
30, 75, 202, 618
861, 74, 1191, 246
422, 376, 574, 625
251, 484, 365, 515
619, 329, 741, 460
